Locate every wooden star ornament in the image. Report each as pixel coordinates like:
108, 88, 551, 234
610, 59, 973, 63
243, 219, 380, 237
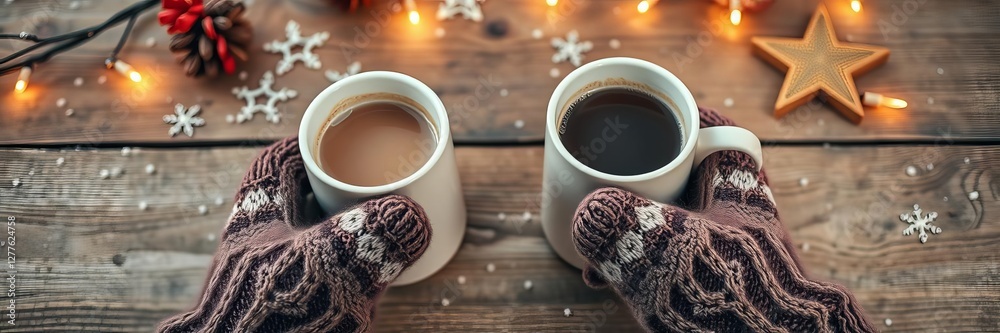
752, 5, 889, 124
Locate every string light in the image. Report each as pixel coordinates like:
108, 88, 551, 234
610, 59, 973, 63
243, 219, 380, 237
637, 0, 657, 14
405, 0, 420, 25
14, 66, 31, 93
107, 59, 142, 83
862, 92, 908, 109
851, 0, 862, 13
546, 0, 558, 7
729, 0, 742, 25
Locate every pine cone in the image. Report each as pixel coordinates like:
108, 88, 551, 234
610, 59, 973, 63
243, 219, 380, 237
169, 0, 252, 77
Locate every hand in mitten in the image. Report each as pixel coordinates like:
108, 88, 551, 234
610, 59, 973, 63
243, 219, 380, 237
158, 137, 431, 332
572, 108, 875, 332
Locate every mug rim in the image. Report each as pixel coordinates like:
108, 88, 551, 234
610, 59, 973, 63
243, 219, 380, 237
545, 57, 700, 183
298, 71, 451, 195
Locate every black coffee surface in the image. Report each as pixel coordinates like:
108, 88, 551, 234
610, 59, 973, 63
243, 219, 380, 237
558, 87, 683, 176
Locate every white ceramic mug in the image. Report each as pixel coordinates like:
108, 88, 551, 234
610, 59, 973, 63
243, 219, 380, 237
299, 71, 466, 286
541, 57, 763, 269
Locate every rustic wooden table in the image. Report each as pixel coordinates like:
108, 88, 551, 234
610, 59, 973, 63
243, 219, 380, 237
1, 0, 998, 331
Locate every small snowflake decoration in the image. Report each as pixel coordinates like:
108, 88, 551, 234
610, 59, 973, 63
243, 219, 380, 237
163, 104, 205, 137
231, 71, 298, 124
263, 20, 330, 75
552, 30, 593, 67
437, 0, 484, 22
325, 61, 362, 83
900, 204, 942, 243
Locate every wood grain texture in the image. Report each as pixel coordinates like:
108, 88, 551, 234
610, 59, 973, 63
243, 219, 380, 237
2, 0, 998, 145
1, 145, 997, 332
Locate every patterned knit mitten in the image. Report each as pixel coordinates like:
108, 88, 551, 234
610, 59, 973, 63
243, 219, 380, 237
572, 108, 875, 333
158, 137, 431, 332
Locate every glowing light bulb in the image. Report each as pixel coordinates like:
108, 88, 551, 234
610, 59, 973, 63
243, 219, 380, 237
851, 0, 862, 13
405, 0, 419, 25
14, 66, 31, 93
862, 92, 908, 109
109, 59, 142, 83
730, 9, 742, 25
546, 0, 558, 7
129, 71, 142, 83
637, 0, 652, 13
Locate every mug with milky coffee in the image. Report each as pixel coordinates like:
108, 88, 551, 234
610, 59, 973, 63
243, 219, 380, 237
299, 72, 466, 286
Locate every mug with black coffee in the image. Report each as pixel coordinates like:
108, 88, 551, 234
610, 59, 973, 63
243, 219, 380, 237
541, 57, 764, 268
299, 72, 466, 286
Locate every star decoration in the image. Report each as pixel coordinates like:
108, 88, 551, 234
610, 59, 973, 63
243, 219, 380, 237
900, 204, 942, 244
263, 20, 330, 75
437, 0, 484, 22
552, 30, 593, 67
751, 5, 889, 124
163, 104, 206, 137
231, 71, 298, 124
325, 61, 362, 83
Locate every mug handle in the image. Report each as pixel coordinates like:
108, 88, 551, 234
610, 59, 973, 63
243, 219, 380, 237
693, 126, 763, 171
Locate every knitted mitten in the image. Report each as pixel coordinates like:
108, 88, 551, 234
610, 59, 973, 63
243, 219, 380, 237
572, 108, 875, 333
158, 137, 431, 333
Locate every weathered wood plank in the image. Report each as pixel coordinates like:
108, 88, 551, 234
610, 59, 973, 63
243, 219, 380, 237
2, 0, 998, 145
1, 144, 998, 331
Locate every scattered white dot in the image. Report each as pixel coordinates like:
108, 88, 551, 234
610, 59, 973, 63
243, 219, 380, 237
65, 109, 74, 116
99, 169, 110, 179
56, 157, 65, 166
144, 37, 156, 47
523, 280, 533, 290
97, 75, 107, 84
817, 118, 826, 126
441, 298, 450, 306
457, 275, 466, 284
238, 71, 248, 81
522, 211, 532, 221
165, 96, 174, 104
514, 119, 525, 129
226, 114, 235, 123
926, 163, 934, 171
145, 164, 156, 174
799, 177, 809, 187
936, 67, 944, 75
68, 1, 80, 10
884, 318, 892, 326
927, 97, 935, 105
486, 263, 496, 272
198, 204, 209, 215
56, 98, 67, 108
12, 178, 20, 187
27, 169, 34, 176
138, 201, 148, 210
499, 88, 509, 97
564, 308, 573, 317
964, 157, 970, 164
214, 197, 225, 206
968, 191, 980, 201
943, 196, 949, 202
435, 27, 446, 38
110, 167, 123, 177
549, 68, 560, 78
121, 147, 132, 157
73, 77, 83, 86
206, 233, 216, 241
801, 242, 810, 251
531, 28, 543, 39
609, 38, 621, 49
905, 166, 918, 177
723, 97, 734, 107
497, 212, 506, 221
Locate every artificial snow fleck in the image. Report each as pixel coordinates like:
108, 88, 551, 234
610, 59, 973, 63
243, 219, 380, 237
486, 263, 496, 272
514, 119, 525, 129
801, 242, 810, 251
145, 37, 156, 47
138, 201, 148, 211
884, 318, 892, 326
11, 178, 20, 187
497, 212, 506, 221
225, 114, 235, 123
232, 71, 297, 124
817, 118, 826, 126
238, 71, 248, 81
97, 75, 107, 84
549, 68, 560, 78
214, 197, 225, 206
65, 109, 74, 116
900, 204, 941, 244
968, 191, 980, 200
943, 196, 949, 202
522, 211, 531, 221
27, 169, 34, 176
56, 98, 66, 108
440, 298, 451, 306
263, 20, 330, 75
723, 97, 734, 107
99, 169, 110, 179
121, 147, 131, 157
145, 164, 156, 174
905, 165, 918, 177
165, 96, 174, 104
927, 97, 935, 105
68, 0, 80, 9
73, 77, 83, 86
198, 205, 209, 215
56, 157, 64, 166
609, 38, 621, 49
206, 233, 216, 241
457, 275, 466, 284
551, 30, 593, 67
110, 167, 123, 177
964, 157, 970, 164
437, 0, 484, 22
799, 177, 809, 187
523, 280, 533, 290
936, 67, 944, 75
164, 104, 206, 137
325, 61, 362, 83
531, 28, 543, 40
499, 88, 509, 97
926, 163, 934, 171
563, 308, 573, 317
435, 27, 446, 38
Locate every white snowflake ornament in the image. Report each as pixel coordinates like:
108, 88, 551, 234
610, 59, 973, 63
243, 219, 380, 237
552, 30, 593, 67
232, 71, 298, 124
263, 20, 330, 75
900, 204, 942, 244
325, 61, 362, 83
437, 0, 484, 22
163, 104, 206, 137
